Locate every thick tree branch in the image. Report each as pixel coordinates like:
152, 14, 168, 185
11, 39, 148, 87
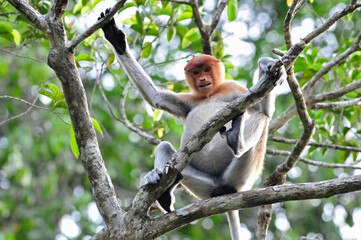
148, 174, 361, 238
6, 0, 47, 31
92, 174, 361, 239
48, 0, 68, 19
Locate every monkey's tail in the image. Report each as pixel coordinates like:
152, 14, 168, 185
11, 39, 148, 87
226, 210, 241, 240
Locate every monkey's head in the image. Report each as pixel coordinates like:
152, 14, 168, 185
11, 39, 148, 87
184, 55, 225, 97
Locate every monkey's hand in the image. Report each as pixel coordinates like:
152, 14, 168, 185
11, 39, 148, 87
258, 57, 286, 87
219, 113, 245, 157
98, 8, 127, 55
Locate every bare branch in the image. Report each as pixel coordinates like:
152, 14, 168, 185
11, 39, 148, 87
209, 0, 230, 34
270, 136, 361, 152
0, 47, 46, 63
0, 95, 69, 126
69, 0, 127, 51
6, 0, 47, 31
119, 82, 161, 145
294, 0, 309, 13
313, 97, 361, 109
284, 0, 300, 49
149, 175, 361, 238
267, 148, 361, 169
270, 79, 361, 135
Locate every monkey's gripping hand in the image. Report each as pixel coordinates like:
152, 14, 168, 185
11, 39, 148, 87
98, 8, 127, 55
144, 167, 183, 213
258, 57, 286, 87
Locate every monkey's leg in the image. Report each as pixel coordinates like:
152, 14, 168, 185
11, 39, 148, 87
222, 112, 269, 187
144, 141, 182, 213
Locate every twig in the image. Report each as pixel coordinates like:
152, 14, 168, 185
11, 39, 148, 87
312, 97, 361, 109
0, 11, 18, 15
0, 47, 46, 63
0, 95, 69, 126
266, 148, 361, 169
119, 81, 161, 145
269, 136, 361, 152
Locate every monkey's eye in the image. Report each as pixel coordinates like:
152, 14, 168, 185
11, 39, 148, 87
204, 66, 212, 73
192, 70, 200, 75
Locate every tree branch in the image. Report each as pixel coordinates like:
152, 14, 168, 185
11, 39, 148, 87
303, 0, 361, 45
149, 174, 361, 238
269, 136, 361, 152
283, 0, 299, 49
69, 0, 127, 51
48, 0, 68, 19
267, 148, 361, 169
312, 97, 361, 109
6, 0, 47, 31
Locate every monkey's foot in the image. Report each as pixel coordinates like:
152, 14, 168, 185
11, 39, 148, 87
220, 113, 245, 157
144, 168, 162, 184
98, 8, 126, 55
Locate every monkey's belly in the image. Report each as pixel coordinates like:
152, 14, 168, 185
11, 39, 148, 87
181, 101, 234, 175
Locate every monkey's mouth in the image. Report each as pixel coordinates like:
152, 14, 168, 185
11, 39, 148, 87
199, 83, 211, 88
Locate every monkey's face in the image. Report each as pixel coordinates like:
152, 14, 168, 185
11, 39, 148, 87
188, 65, 214, 95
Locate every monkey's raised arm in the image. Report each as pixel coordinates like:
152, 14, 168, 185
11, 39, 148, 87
98, 9, 189, 117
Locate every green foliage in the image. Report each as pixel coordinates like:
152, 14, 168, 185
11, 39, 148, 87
38, 83, 68, 109
1, 0, 361, 239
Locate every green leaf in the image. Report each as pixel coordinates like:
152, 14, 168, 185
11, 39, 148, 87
41, 83, 59, 95
227, 0, 238, 22
0, 23, 21, 45
75, 53, 95, 62
181, 37, 192, 49
54, 100, 67, 109
73, 1, 83, 13
167, 27, 176, 42
38, 89, 54, 100
176, 25, 188, 37
153, 109, 164, 122
91, 117, 103, 136
54, 92, 65, 102
184, 27, 201, 42
141, 42, 152, 58
178, 12, 193, 21
70, 126, 80, 159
